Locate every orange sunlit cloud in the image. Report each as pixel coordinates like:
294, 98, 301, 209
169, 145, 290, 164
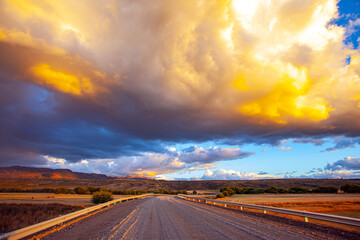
31, 64, 93, 95
0, 0, 359, 125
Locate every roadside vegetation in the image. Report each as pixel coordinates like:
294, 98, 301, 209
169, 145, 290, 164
92, 190, 113, 204
0, 187, 188, 196
216, 184, 360, 198
0, 203, 84, 233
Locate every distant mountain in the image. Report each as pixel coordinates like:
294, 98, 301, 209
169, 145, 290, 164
117, 175, 154, 180
0, 166, 119, 180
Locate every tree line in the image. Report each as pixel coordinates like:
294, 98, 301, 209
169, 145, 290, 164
0, 187, 188, 195
216, 184, 360, 198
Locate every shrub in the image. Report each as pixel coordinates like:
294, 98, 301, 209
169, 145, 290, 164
255, 188, 265, 194
340, 184, 360, 193
74, 186, 87, 194
277, 188, 288, 193
193, 190, 197, 195
265, 186, 278, 193
289, 186, 310, 194
54, 188, 69, 194
87, 186, 102, 194
220, 187, 235, 195
216, 193, 225, 198
312, 186, 338, 193
243, 187, 255, 194
92, 191, 113, 204
231, 187, 244, 194
222, 191, 230, 197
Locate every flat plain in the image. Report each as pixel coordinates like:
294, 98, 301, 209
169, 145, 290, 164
0, 193, 133, 206
221, 193, 360, 204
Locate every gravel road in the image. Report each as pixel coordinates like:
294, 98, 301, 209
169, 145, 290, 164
40, 196, 359, 240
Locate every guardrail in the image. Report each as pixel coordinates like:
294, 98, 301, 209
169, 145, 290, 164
0, 194, 153, 240
180, 195, 360, 227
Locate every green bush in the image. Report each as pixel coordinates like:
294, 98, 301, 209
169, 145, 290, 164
312, 186, 338, 193
255, 188, 265, 194
222, 191, 230, 197
92, 191, 113, 204
243, 187, 255, 194
289, 186, 310, 194
74, 186, 87, 194
193, 190, 197, 195
216, 193, 225, 198
265, 186, 278, 193
54, 188, 69, 194
231, 187, 244, 194
277, 188, 288, 193
340, 184, 360, 193
220, 187, 235, 195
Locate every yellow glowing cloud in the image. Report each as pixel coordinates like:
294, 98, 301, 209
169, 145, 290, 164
1, 0, 359, 128
31, 64, 93, 95
239, 63, 331, 123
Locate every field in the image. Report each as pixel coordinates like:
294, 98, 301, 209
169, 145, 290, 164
0, 193, 133, 206
0, 193, 135, 233
0, 203, 84, 233
221, 194, 360, 216
222, 193, 360, 204
214, 193, 360, 231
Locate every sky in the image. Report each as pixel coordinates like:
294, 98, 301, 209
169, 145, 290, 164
0, 0, 360, 180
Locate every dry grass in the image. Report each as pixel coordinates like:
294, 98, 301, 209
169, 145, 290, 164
0, 203, 84, 233
0, 193, 133, 206
223, 193, 360, 204
218, 193, 360, 231
221, 194, 360, 218
260, 201, 360, 213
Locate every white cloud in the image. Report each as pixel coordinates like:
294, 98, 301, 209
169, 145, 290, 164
42, 146, 254, 177
201, 168, 275, 180
325, 156, 360, 171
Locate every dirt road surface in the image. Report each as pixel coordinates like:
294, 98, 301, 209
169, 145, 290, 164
39, 196, 359, 240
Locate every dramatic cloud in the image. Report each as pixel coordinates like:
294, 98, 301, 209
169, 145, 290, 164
43, 146, 254, 176
0, 0, 360, 176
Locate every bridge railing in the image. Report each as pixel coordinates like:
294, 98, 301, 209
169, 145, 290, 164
180, 195, 360, 227
0, 194, 153, 240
